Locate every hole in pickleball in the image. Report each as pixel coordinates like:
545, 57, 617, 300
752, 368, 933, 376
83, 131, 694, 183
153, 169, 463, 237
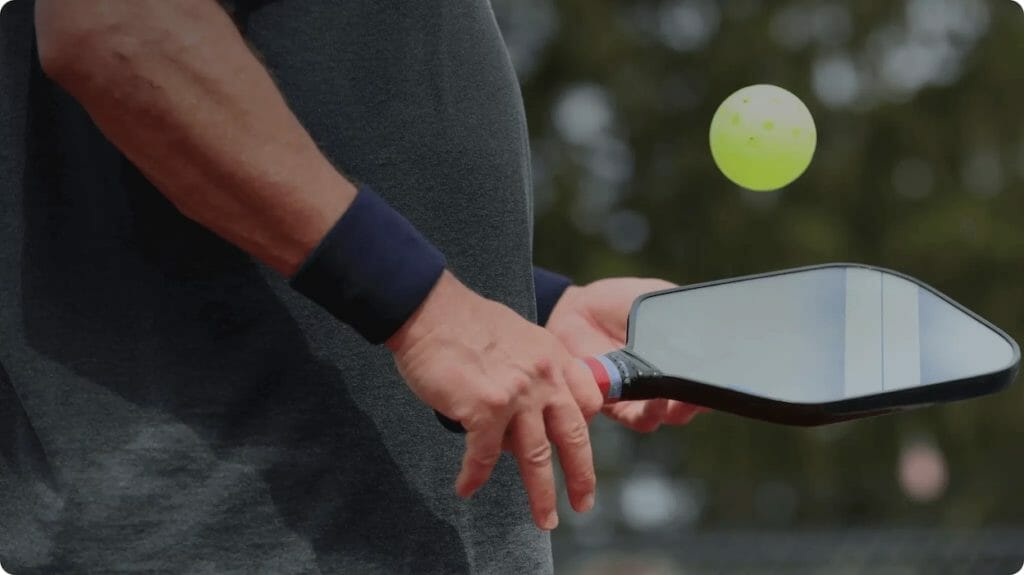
731, 114, 741, 125
743, 98, 749, 104
763, 121, 775, 130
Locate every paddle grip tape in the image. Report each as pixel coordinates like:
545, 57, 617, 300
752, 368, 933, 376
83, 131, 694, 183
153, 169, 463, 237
583, 355, 624, 402
290, 185, 446, 344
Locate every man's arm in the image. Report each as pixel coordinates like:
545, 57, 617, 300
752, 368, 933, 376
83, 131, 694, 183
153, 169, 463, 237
35, 0, 352, 276
35, 0, 602, 529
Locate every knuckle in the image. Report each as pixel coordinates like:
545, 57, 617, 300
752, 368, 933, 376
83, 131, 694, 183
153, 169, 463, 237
463, 413, 498, 433
468, 450, 502, 469
561, 420, 591, 449
479, 389, 512, 413
532, 357, 554, 379
581, 392, 603, 419
508, 373, 531, 398
569, 468, 596, 491
522, 442, 553, 468
461, 412, 487, 431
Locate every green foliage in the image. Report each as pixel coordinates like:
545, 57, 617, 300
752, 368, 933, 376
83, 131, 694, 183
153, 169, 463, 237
496, 0, 1024, 536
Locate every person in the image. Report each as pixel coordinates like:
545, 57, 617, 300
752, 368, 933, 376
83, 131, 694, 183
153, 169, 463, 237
0, 1, 703, 572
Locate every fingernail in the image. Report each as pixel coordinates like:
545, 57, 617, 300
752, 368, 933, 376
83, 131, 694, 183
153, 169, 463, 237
581, 492, 595, 512
543, 510, 559, 530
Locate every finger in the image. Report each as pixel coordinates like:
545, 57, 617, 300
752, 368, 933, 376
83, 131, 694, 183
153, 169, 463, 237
563, 358, 604, 423
604, 399, 669, 433
663, 401, 704, 425
546, 398, 596, 513
601, 402, 647, 428
509, 412, 559, 531
635, 399, 669, 433
456, 423, 507, 499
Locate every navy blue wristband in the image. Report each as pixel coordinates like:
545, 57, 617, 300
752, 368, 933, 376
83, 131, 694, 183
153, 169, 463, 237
534, 267, 573, 326
290, 186, 446, 344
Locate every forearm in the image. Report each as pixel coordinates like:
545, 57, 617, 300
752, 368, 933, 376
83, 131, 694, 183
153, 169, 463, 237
34, 0, 354, 276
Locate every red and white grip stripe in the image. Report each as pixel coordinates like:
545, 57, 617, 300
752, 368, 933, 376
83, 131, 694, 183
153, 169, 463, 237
582, 355, 623, 403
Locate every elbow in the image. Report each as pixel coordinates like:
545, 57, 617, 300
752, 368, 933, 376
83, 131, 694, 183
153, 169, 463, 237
35, 16, 95, 83
36, 40, 85, 86
34, 5, 138, 86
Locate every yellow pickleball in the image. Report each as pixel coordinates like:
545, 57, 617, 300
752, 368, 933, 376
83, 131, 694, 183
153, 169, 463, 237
709, 84, 817, 192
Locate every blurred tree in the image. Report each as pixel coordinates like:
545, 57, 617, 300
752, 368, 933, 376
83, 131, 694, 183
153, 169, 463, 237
492, 0, 1024, 568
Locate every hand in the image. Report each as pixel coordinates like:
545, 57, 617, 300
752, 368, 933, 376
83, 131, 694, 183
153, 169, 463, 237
545, 277, 709, 433
386, 272, 604, 530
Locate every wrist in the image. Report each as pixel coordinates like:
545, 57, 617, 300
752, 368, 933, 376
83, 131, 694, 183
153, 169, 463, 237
384, 271, 461, 354
290, 185, 446, 344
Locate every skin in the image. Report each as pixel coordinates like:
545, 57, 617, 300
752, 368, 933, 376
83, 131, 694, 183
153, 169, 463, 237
34, 0, 353, 276
546, 278, 709, 432
33, 0, 701, 533
33, 0, 600, 531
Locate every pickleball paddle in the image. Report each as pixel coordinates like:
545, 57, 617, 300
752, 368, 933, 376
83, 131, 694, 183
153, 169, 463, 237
437, 264, 1019, 431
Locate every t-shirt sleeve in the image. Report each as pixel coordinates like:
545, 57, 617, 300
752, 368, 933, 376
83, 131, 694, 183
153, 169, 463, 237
533, 266, 573, 326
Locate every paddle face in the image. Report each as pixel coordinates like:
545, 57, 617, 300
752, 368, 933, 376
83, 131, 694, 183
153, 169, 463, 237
614, 264, 1019, 424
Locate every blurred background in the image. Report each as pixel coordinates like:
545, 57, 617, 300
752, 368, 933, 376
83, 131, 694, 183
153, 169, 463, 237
489, 0, 1024, 573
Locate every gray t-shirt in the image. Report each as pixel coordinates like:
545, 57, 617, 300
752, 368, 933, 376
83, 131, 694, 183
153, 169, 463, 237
0, 1, 546, 573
